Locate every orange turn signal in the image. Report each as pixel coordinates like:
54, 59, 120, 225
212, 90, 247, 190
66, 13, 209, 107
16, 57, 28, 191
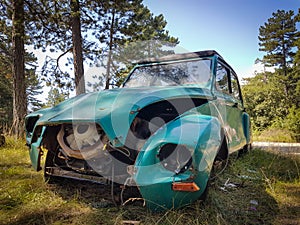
172, 182, 200, 192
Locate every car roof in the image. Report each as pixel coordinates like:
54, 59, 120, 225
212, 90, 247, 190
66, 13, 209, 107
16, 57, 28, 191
135, 50, 223, 64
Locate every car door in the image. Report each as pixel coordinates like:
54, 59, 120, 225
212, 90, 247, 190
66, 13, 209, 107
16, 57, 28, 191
214, 61, 247, 152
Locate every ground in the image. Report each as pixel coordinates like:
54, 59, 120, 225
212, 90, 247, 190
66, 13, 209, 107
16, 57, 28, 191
0, 138, 299, 225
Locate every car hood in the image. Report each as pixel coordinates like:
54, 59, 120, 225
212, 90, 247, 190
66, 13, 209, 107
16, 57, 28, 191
33, 86, 213, 145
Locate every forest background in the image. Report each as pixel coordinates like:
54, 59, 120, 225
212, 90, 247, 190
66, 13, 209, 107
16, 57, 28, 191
0, 0, 299, 142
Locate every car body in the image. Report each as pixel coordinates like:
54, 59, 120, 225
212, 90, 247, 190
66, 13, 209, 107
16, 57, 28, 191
25, 50, 251, 211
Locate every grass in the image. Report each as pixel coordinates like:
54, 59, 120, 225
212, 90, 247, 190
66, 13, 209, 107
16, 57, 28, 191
253, 128, 297, 143
0, 137, 299, 225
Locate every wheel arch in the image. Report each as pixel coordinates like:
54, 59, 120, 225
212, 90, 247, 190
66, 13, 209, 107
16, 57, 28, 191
215, 128, 229, 161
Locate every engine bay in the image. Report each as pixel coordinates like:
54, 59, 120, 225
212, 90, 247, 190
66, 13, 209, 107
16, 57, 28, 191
42, 98, 207, 183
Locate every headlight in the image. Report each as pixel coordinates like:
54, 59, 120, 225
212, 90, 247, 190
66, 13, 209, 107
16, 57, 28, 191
25, 115, 40, 133
158, 144, 192, 174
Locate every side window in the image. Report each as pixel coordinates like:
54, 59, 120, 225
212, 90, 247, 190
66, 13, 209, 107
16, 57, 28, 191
216, 63, 229, 93
230, 71, 242, 101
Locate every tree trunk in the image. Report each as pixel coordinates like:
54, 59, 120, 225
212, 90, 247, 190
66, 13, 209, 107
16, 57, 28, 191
105, 9, 115, 90
70, 0, 85, 95
12, 0, 26, 138
281, 35, 289, 95
281, 35, 288, 77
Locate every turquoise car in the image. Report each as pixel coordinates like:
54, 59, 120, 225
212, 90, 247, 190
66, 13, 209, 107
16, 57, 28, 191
25, 50, 251, 211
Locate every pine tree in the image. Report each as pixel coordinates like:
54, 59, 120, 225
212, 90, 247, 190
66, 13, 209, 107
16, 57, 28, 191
0, 1, 44, 134
243, 9, 300, 140
11, 0, 26, 138
115, 8, 179, 80
25, 0, 93, 95
0, 7, 13, 128
25, 53, 45, 112
292, 10, 300, 108
90, 0, 138, 89
90, 0, 179, 89
259, 10, 297, 76
0, 72, 13, 129
46, 87, 69, 107
70, 0, 85, 94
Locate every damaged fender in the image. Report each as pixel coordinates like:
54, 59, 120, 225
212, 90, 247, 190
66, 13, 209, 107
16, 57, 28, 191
133, 114, 222, 211
28, 126, 46, 171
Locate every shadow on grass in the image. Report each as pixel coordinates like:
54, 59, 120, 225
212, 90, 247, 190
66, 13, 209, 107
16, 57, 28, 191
4, 208, 67, 225
1, 148, 299, 225
46, 178, 118, 204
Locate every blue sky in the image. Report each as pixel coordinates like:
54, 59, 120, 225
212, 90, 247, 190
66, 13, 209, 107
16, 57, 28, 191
143, 0, 299, 78
31, 0, 299, 101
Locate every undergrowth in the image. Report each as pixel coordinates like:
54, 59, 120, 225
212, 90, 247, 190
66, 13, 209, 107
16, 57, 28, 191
253, 128, 297, 143
0, 137, 299, 225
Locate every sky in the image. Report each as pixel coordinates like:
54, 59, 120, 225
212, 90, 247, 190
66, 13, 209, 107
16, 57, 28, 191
31, 0, 299, 101
143, 0, 299, 78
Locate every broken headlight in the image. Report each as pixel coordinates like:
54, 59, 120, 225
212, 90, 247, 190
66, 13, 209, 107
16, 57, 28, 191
158, 144, 192, 174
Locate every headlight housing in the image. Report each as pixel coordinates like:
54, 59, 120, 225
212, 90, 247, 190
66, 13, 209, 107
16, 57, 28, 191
158, 144, 192, 174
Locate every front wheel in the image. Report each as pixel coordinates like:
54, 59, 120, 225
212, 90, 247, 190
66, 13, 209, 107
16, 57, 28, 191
43, 149, 60, 184
199, 138, 229, 201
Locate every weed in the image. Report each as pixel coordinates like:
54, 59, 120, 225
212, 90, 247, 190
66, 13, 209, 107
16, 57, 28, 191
0, 139, 299, 225
253, 128, 296, 143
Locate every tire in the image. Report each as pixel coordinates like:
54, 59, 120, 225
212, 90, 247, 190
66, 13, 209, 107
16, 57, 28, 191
210, 137, 229, 180
199, 138, 228, 201
43, 149, 59, 184
238, 143, 252, 157
198, 180, 210, 201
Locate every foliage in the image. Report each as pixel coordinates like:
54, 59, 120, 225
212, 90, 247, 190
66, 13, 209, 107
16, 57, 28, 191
258, 10, 298, 76
242, 73, 288, 130
243, 9, 300, 142
1, 139, 299, 224
282, 106, 300, 141
90, 0, 142, 89
88, 0, 179, 90
0, 71, 13, 127
119, 5, 179, 62
13, 0, 178, 92
24, 0, 89, 94
45, 87, 69, 107
25, 52, 45, 112
0, 8, 13, 127
0, 0, 178, 135
1, 0, 298, 143
242, 69, 300, 141
0, 2, 44, 129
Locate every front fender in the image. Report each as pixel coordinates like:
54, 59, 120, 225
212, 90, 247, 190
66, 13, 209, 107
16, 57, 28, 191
133, 114, 222, 211
28, 126, 46, 171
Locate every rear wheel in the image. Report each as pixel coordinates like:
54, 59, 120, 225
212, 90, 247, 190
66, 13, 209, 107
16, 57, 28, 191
238, 143, 252, 157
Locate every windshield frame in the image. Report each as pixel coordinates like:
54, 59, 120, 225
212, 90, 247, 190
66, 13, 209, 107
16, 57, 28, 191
122, 57, 213, 89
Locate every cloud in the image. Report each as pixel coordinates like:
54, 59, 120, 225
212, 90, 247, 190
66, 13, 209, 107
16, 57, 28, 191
239, 62, 275, 79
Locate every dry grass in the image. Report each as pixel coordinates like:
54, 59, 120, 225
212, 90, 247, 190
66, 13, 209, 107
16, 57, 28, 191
0, 137, 299, 225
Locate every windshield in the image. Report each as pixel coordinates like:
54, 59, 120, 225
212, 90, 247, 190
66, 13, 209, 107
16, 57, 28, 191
123, 59, 212, 88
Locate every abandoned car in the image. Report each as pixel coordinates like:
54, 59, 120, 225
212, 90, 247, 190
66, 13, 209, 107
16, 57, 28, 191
25, 50, 251, 211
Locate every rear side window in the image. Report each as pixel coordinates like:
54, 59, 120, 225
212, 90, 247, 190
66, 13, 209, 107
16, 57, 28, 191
230, 71, 242, 101
216, 63, 229, 94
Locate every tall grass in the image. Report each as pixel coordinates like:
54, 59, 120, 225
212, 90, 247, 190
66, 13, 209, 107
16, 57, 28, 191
0, 138, 299, 225
253, 128, 297, 143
